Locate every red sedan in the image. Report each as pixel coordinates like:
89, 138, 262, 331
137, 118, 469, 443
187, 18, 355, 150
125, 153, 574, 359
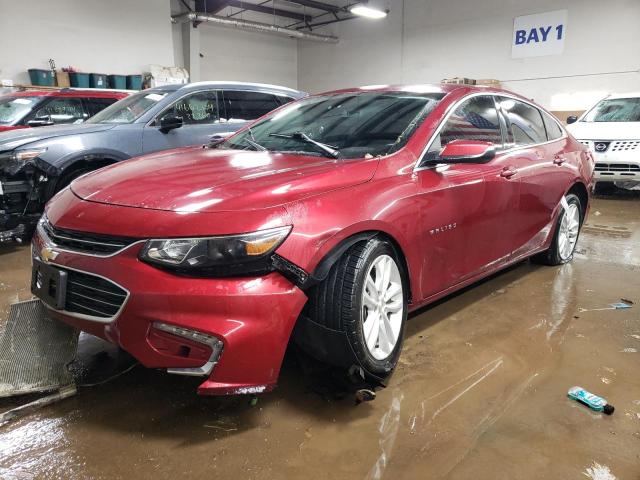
0, 89, 127, 132
32, 84, 594, 395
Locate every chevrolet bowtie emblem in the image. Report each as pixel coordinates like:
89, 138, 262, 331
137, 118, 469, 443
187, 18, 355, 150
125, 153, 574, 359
41, 246, 59, 263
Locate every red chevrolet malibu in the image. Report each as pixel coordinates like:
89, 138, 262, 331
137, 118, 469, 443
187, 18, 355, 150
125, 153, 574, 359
32, 84, 594, 395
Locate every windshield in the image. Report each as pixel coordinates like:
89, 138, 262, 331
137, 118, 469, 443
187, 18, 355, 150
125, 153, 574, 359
87, 90, 168, 124
582, 97, 640, 122
221, 91, 445, 159
0, 96, 43, 125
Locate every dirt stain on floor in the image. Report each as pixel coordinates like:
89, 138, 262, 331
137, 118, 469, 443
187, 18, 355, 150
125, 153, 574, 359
0, 193, 639, 479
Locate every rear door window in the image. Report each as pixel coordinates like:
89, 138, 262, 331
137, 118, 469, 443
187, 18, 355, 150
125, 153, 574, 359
498, 98, 547, 145
222, 91, 281, 121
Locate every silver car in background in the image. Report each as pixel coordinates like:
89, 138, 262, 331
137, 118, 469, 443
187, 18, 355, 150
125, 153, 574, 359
0, 81, 306, 240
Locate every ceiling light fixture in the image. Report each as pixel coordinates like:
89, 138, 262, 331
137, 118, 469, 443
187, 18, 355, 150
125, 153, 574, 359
350, 4, 388, 19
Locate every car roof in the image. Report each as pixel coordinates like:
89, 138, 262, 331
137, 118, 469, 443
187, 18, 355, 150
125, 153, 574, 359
316, 83, 533, 101
172, 81, 306, 97
8, 89, 127, 98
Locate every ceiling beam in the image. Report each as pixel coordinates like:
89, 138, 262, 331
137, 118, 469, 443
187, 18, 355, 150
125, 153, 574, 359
284, 0, 349, 13
195, 0, 232, 13
212, 0, 313, 22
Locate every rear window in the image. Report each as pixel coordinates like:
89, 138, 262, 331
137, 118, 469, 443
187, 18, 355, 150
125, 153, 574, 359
86, 97, 120, 117
222, 91, 282, 121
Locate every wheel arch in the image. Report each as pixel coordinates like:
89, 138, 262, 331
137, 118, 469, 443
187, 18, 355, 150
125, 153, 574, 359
308, 229, 414, 304
566, 181, 589, 217
47, 155, 123, 200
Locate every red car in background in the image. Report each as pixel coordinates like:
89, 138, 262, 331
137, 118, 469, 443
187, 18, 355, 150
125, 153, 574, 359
0, 89, 128, 132
32, 84, 594, 396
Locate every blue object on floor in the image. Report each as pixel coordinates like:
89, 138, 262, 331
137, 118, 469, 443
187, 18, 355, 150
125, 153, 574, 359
567, 386, 614, 415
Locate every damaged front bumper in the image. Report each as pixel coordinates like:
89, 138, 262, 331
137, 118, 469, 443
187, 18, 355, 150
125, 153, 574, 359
31, 225, 310, 396
1, 159, 52, 242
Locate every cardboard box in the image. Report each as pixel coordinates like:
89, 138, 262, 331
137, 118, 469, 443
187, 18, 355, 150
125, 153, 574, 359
476, 78, 501, 87
56, 72, 70, 88
441, 77, 476, 85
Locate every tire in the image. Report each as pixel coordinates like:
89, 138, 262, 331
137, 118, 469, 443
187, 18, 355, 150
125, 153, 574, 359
305, 239, 408, 375
593, 182, 616, 195
44, 167, 91, 202
532, 193, 582, 266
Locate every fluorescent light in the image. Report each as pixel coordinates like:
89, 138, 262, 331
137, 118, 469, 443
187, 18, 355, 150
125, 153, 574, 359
350, 5, 387, 19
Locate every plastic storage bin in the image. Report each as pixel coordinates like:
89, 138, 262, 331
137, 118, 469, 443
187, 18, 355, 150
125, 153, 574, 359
69, 72, 90, 88
89, 73, 107, 89
28, 69, 54, 87
107, 75, 126, 90
126, 75, 142, 90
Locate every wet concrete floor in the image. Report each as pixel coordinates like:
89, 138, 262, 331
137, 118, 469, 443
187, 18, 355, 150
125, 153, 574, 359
0, 191, 639, 480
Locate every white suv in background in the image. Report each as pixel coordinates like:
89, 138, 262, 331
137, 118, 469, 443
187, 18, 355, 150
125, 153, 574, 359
566, 93, 640, 191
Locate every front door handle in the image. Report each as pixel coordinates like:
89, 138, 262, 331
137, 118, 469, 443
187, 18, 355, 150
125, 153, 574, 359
500, 166, 518, 179
553, 155, 566, 166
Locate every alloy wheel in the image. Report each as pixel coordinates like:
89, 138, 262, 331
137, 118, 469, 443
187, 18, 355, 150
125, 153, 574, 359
558, 200, 580, 260
361, 254, 404, 360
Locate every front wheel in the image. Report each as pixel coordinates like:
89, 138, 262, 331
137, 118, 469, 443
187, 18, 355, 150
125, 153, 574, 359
532, 193, 582, 265
305, 239, 408, 376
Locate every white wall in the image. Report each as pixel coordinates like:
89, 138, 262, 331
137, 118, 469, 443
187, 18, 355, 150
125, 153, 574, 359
298, 0, 640, 110
198, 25, 298, 89
169, 0, 298, 87
0, 0, 175, 85
2, 0, 636, 106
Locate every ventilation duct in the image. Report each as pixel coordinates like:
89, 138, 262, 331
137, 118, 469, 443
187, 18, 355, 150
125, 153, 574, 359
173, 12, 339, 44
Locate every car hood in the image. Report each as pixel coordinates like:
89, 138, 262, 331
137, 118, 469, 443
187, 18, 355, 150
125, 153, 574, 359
567, 121, 640, 140
71, 147, 379, 212
0, 123, 116, 152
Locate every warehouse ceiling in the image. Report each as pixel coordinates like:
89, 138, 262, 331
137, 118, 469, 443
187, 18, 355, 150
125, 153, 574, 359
189, 0, 359, 30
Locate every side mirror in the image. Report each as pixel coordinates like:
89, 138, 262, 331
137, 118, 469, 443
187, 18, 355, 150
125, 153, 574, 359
566, 115, 578, 124
27, 116, 54, 127
208, 134, 226, 146
437, 139, 496, 164
159, 114, 183, 134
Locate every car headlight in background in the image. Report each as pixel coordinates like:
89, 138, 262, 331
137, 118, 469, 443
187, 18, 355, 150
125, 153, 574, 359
0, 147, 48, 175
13, 147, 48, 162
139, 226, 291, 276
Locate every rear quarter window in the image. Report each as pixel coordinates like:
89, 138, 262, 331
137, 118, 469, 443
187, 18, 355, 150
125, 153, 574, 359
542, 111, 564, 141
498, 98, 547, 145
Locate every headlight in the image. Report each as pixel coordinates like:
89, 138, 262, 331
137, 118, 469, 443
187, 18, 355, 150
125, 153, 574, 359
14, 147, 48, 162
139, 226, 291, 276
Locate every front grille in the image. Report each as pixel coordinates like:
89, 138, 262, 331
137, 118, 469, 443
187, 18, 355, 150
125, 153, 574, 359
595, 163, 640, 173
610, 140, 640, 152
42, 218, 139, 255
64, 269, 127, 318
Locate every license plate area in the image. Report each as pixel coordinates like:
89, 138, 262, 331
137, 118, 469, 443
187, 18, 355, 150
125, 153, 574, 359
31, 259, 68, 310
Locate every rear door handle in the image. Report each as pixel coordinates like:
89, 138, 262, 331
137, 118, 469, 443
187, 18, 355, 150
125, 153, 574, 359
553, 155, 566, 165
500, 166, 517, 179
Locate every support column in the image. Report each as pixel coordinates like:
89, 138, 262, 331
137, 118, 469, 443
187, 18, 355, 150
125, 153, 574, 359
182, 21, 201, 82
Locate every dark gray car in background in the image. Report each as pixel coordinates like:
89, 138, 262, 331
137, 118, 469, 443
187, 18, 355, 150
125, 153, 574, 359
0, 81, 306, 240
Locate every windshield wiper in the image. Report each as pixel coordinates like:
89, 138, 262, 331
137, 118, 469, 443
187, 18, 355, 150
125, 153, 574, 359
269, 131, 340, 158
243, 137, 267, 151
243, 127, 267, 151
